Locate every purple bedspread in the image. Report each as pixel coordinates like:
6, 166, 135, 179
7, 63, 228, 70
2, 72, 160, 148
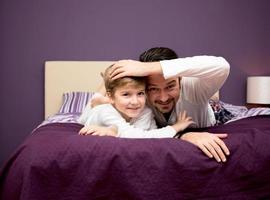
1, 115, 270, 200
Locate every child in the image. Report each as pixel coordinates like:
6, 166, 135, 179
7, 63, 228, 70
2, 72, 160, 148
78, 65, 194, 138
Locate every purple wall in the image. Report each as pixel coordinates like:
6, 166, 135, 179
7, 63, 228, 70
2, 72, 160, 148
1, 0, 270, 165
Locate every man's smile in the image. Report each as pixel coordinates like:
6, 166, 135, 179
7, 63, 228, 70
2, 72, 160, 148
156, 99, 173, 105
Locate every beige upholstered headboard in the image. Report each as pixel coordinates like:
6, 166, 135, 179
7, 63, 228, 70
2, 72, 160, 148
45, 61, 114, 119
45, 61, 219, 119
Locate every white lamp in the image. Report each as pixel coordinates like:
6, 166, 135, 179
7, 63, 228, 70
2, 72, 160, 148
247, 76, 270, 104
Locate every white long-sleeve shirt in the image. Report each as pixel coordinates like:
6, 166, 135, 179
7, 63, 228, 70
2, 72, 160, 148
78, 104, 176, 138
153, 55, 230, 128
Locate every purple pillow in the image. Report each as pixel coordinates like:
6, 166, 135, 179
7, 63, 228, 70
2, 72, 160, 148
59, 92, 95, 114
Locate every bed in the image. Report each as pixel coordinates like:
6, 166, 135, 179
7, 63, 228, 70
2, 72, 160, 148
1, 61, 270, 200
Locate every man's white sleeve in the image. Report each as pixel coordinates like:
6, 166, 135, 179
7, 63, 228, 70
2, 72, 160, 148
160, 56, 230, 103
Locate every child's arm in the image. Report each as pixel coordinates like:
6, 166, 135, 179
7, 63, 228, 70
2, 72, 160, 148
171, 111, 195, 133
90, 93, 111, 108
78, 102, 93, 125
79, 125, 118, 137
78, 105, 193, 138
78, 104, 123, 137
77, 105, 170, 138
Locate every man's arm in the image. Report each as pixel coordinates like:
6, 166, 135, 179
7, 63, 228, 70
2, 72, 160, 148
160, 56, 230, 103
110, 60, 162, 80
88, 72, 109, 108
110, 56, 229, 79
110, 56, 230, 103
180, 132, 230, 163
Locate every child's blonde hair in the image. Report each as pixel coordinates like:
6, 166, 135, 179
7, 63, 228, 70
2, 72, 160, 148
103, 65, 146, 96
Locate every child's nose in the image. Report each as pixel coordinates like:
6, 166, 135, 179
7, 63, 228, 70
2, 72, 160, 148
130, 96, 139, 104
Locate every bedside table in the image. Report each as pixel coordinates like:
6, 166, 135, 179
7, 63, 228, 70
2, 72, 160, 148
246, 103, 270, 109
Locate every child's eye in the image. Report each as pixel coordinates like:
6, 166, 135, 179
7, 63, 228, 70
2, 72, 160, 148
138, 91, 145, 96
122, 93, 130, 96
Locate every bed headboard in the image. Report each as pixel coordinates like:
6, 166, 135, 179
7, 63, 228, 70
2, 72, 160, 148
45, 61, 114, 119
45, 61, 219, 119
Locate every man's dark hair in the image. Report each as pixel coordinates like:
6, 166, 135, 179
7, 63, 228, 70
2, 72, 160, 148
139, 47, 178, 62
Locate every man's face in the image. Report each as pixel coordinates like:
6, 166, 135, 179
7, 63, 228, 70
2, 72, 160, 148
146, 74, 180, 114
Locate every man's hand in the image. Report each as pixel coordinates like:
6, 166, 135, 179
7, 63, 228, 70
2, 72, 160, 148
79, 125, 118, 137
180, 132, 230, 163
109, 60, 162, 80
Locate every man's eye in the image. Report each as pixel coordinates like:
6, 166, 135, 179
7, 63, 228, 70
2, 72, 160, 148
167, 85, 176, 90
148, 88, 158, 92
122, 93, 129, 96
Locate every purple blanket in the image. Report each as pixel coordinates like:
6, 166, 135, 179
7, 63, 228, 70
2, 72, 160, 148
1, 115, 270, 200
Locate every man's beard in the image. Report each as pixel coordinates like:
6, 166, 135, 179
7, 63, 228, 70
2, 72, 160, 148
155, 98, 175, 114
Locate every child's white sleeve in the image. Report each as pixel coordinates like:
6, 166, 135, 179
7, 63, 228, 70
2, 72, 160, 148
131, 107, 157, 130
78, 103, 92, 124
116, 123, 176, 138
79, 104, 176, 138
110, 107, 175, 138
78, 92, 105, 125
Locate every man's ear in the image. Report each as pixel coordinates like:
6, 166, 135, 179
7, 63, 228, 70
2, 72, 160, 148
178, 77, 182, 87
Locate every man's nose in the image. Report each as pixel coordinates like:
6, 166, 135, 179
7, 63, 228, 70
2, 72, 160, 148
159, 90, 169, 102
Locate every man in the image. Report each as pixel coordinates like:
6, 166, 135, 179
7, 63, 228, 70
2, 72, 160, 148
109, 47, 230, 163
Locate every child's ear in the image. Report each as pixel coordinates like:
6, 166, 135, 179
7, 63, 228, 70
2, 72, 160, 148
106, 91, 112, 98
106, 92, 114, 104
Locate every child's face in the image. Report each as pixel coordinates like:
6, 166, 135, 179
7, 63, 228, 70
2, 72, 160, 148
110, 84, 146, 122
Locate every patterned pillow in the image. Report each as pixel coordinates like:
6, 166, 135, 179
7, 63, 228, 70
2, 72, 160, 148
209, 100, 235, 125
59, 92, 95, 114
219, 101, 248, 117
